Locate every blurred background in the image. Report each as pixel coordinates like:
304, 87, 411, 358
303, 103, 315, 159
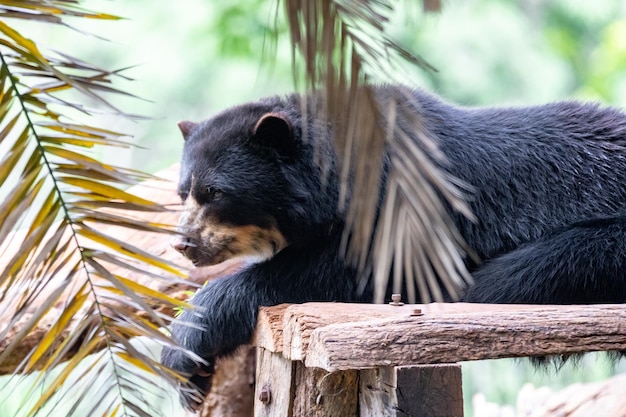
23, 0, 626, 174
3, 0, 626, 415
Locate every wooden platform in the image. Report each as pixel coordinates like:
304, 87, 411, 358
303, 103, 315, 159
252, 302, 626, 416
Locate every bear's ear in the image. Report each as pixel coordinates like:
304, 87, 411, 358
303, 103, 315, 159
252, 113, 296, 157
177, 120, 198, 141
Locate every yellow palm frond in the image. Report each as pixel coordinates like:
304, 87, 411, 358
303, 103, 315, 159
0, 2, 187, 416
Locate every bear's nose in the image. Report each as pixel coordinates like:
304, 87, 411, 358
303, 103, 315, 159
170, 236, 190, 254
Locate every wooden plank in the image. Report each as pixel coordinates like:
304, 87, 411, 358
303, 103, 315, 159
303, 304, 626, 371
292, 363, 358, 416
359, 364, 463, 417
270, 302, 543, 360
254, 348, 295, 417
282, 303, 420, 360
255, 302, 590, 361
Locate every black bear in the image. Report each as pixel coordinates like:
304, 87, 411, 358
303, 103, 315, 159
161, 85, 626, 409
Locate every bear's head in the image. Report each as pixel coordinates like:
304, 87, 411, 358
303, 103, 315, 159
171, 96, 339, 267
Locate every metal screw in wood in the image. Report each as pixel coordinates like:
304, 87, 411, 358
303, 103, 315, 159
259, 385, 272, 405
389, 293, 404, 306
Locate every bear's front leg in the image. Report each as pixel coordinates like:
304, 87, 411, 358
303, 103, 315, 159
161, 269, 268, 411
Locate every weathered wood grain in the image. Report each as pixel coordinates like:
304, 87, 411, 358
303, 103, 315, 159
253, 304, 290, 353
360, 364, 463, 417
256, 302, 626, 371
201, 345, 256, 417
292, 364, 358, 416
359, 367, 398, 417
397, 364, 463, 417
282, 303, 420, 360
256, 302, 533, 357
254, 348, 295, 417
303, 304, 626, 371
255, 302, 564, 359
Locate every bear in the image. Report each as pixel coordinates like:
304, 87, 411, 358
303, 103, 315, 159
161, 85, 626, 409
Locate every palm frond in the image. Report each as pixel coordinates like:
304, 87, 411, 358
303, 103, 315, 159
283, 0, 472, 303
0, 2, 188, 416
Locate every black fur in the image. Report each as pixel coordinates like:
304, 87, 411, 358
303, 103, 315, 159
162, 86, 626, 409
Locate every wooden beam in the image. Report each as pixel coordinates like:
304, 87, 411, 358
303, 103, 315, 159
257, 302, 541, 357
253, 302, 626, 372
305, 304, 626, 371
261, 302, 549, 355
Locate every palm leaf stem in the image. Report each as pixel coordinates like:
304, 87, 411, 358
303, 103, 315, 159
0, 39, 138, 417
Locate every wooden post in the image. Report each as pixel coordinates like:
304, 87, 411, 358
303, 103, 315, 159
254, 348, 294, 417
359, 367, 397, 416
292, 365, 358, 416
255, 347, 358, 417
396, 364, 463, 417
360, 364, 463, 417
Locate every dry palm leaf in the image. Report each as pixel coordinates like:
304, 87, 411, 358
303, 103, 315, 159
283, 0, 474, 303
0, 2, 187, 416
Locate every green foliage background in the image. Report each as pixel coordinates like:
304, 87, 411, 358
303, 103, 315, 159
2, 0, 626, 416
32, 0, 626, 173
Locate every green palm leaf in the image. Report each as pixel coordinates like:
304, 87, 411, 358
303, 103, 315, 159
0, 2, 187, 416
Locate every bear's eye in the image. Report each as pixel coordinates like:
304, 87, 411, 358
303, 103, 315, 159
195, 186, 224, 204
208, 187, 223, 200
